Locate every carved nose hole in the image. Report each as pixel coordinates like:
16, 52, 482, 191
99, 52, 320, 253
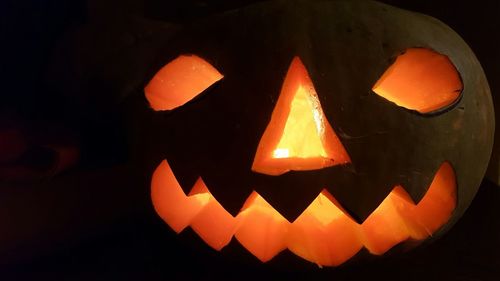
252, 57, 351, 176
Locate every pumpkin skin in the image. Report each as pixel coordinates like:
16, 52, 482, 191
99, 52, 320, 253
139, 0, 494, 266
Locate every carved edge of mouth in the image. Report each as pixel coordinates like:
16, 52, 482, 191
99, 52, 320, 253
151, 160, 456, 267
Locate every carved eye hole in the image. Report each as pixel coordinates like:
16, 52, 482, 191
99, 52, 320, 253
145, 55, 223, 111
372, 48, 462, 114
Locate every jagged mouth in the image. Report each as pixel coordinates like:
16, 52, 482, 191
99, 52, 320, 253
151, 160, 456, 267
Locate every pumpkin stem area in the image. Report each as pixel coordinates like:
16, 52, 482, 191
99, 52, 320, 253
151, 160, 456, 267
252, 57, 350, 176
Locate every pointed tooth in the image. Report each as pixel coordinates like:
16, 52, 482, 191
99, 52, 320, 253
402, 173, 433, 205
254, 172, 323, 222
287, 190, 362, 267
389, 162, 457, 240
360, 187, 411, 255
235, 192, 289, 262
386, 187, 429, 240
188, 178, 238, 251
323, 178, 394, 224
151, 160, 209, 233
201, 173, 253, 217
411, 162, 457, 234
167, 156, 200, 195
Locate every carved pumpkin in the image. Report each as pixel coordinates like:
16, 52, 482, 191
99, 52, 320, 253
141, 0, 494, 267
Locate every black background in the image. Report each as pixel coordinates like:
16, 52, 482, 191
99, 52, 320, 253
1, 0, 499, 280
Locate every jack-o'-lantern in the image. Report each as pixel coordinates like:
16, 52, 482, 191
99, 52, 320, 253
140, 0, 494, 267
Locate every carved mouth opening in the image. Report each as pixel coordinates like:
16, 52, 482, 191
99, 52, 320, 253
151, 160, 456, 267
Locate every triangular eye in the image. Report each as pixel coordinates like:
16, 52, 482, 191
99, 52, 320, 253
145, 55, 223, 111
372, 48, 462, 114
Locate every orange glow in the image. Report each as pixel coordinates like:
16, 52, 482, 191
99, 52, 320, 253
275, 85, 328, 159
188, 178, 238, 251
288, 191, 362, 267
252, 57, 350, 176
151, 160, 456, 267
235, 193, 289, 262
151, 160, 210, 233
360, 163, 456, 254
145, 55, 223, 111
372, 48, 462, 113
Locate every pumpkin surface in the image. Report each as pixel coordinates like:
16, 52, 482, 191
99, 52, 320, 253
139, 0, 494, 267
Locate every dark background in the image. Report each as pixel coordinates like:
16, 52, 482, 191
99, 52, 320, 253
0, 0, 499, 280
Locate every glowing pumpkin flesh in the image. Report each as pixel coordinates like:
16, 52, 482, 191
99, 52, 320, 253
140, 0, 494, 267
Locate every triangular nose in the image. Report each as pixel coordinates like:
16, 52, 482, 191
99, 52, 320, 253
252, 57, 351, 176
